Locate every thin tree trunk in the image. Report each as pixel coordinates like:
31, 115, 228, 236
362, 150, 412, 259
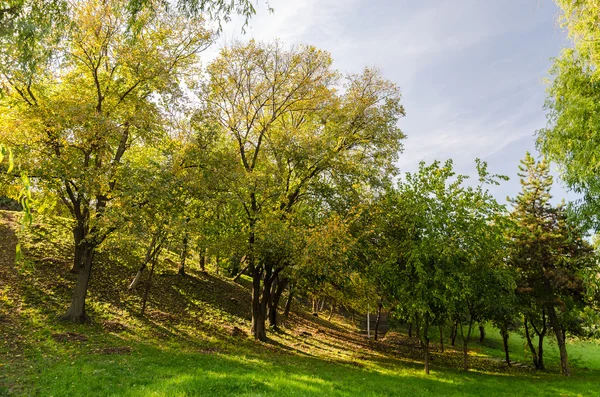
459, 318, 474, 372
408, 322, 413, 338
547, 304, 571, 376
61, 244, 94, 323
501, 327, 510, 366
478, 324, 485, 343
374, 302, 383, 341
328, 301, 334, 321
141, 255, 157, 316
415, 313, 421, 340
250, 264, 267, 341
524, 318, 540, 369
451, 320, 458, 346
129, 235, 158, 291
530, 312, 547, 370
319, 298, 325, 312
178, 232, 188, 276
70, 224, 85, 274
268, 276, 286, 329
421, 316, 430, 374
284, 288, 294, 317
439, 324, 444, 353
199, 248, 206, 273
233, 258, 249, 282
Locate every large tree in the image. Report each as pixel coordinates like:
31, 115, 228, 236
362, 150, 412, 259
0, 0, 212, 322
508, 152, 594, 376
537, 0, 600, 229
201, 40, 405, 340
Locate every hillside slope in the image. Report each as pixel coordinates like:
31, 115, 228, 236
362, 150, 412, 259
1, 210, 599, 396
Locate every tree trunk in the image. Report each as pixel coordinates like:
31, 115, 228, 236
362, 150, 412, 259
407, 322, 412, 338
439, 324, 444, 353
415, 313, 421, 340
478, 324, 485, 343
70, 224, 86, 274
140, 255, 157, 316
129, 235, 158, 291
61, 244, 94, 323
199, 248, 206, 273
500, 327, 510, 366
319, 298, 325, 312
283, 288, 294, 317
178, 232, 188, 276
459, 318, 473, 372
547, 304, 571, 376
538, 330, 545, 370
328, 301, 334, 321
529, 312, 547, 370
420, 316, 430, 374
268, 276, 286, 329
450, 320, 458, 346
233, 259, 249, 282
374, 302, 383, 341
524, 318, 540, 369
250, 264, 267, 341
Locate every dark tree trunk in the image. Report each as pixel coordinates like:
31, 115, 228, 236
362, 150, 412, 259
450, 320, 458, 346
407, 322, 412, 338
415, 313, 421, 340
439, 324, 444, 353
538, 331, 545, 370
283, 288, 294, 317
250, 264, 267, 341
268, 276, 286, 329
129, 235, 158, 291
420, 316, 430, 374
478, 324, 485, 343
459, 318, 474, 372
70, 224, 86, 274
547, 304, 571, 376
374, 302, 383, 341
140, 255, 157, 316
529, 312, 547, 370
328, 300, 334, 321
500, 327, 510, 366
524, 318, 540, 369
178, 232, 188, 276
199, 248, 206, 273
232, 256, 249, 282
61, 244, 94, 323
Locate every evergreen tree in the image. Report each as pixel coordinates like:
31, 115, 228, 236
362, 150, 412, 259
509, 152, 593, 376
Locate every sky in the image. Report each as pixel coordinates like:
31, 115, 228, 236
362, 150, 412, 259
209, 0, 573, 205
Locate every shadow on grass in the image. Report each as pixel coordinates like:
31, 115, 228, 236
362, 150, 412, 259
24, 335, 600, 397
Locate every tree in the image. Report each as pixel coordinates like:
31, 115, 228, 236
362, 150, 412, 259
508, 152, 594, 376
537, 0, 600, 230
201, 40, 405, 340
368, 159, 508, 374
0, 0, 212, 322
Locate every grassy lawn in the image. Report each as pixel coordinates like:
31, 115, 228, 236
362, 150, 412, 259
5, 329, 600, 397
1, 211, 599, 396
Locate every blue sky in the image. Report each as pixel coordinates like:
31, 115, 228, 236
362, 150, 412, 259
212, 0, 572, 205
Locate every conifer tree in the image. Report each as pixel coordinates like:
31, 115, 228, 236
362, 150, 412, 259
509, 152, 593, 376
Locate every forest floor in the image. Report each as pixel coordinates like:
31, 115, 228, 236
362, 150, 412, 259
1, 210, 599, 396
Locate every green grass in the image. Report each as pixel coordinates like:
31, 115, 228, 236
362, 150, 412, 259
2, 210, 600, 396
6, 329, 600, 397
